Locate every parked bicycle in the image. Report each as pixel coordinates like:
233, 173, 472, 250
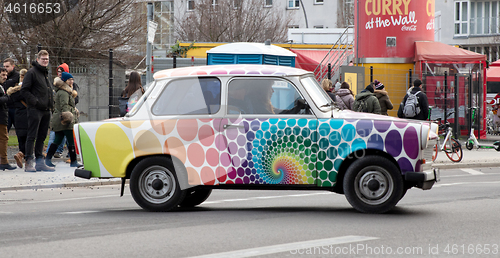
428, 107, 463, 162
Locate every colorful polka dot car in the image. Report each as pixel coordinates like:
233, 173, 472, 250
74, 64, 440, 213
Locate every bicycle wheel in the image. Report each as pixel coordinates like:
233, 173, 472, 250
431, 144, 438, 162
444, 138, 463, 162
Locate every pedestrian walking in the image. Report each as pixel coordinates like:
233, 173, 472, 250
2, 58, 20, 132
352, 84, 381, 114
46, 64, 72, 159
321, 78, 336, 102
20, 50, 55, 172
0, 68, 15, 170
45, 72, 80, 167
397, 79, 429, 120
121, 71, 144, 115
7, 69, 28, 168
335, 82, 355, 110
373, 80, 394, 116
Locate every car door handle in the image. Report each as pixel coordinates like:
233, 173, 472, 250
223, 124, 245, 129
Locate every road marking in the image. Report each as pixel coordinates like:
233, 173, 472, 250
461, 169, 484, 175
203, 192, 330, 205
434, 181, 500, 187
188, 235, 378, 258
61, 211, 100, 214
0, 211, 13, 214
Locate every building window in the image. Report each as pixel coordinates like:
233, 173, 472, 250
314, 0, 324, 4
264, 0, 272, 7
288, 25, 299, 29
454, 1, 468, 36
187, 0, 195, 11
288, 0, 299, 8
314, 25, 324, 29
470, 1, 500, 35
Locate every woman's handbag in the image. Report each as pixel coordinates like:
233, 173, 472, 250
119, 97, 129, 117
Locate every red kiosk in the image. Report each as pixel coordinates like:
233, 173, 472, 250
414, 41, 487, 138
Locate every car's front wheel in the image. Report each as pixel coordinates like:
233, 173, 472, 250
343, 156, 404, 213
130, 157, 185, 212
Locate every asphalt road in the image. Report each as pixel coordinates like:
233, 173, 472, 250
1, 167, 500, 258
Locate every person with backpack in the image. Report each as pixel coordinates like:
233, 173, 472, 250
398, 79, 429, 120
373, 80, 394, 116
352, 84, 381, 114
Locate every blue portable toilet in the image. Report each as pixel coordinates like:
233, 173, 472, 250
207, 42, 296, 67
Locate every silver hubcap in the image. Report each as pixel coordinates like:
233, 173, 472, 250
138, 165, 176, 204
354, 166, 394, 205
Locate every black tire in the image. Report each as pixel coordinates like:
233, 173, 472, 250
178, 189, 212, 207
343, 156, 404, 213
130, 157, 186, 212
466, 141, 474, 150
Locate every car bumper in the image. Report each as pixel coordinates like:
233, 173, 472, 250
405, 167, 440, 190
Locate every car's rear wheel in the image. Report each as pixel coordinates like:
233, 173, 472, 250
178, 189, 212, 207
130, 157, 185, 212
343, 156, 403, 213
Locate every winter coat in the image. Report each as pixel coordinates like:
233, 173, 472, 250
353, 91, 381, 114
3, 69, 19, 108
335, 89, 354, 110
397, 86, 429, 120
20, 61, 54, 111
51, 77, 78, 132
374, 89, 394, 116
0, 84, 9, 125
327, 91, 336, 102
7, 84, 27, 134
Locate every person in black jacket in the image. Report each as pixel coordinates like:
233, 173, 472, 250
20, 50, 55, 172
397, 79, 429, 121
2, 58, 20, 132
0, 68, 16, 170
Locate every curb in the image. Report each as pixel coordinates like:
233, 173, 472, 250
0, 179, 122, 192
432, 162, 500, 170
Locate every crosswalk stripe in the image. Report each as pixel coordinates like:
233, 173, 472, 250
461, 168, 484, 175
188, 235, 378, 258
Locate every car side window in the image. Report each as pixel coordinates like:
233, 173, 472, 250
227, 78, 304, 115
152, 77, 221, 115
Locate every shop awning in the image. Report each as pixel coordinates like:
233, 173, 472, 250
487, 67, 500, 82
289, 49, 352, 72
490, 59, 500, 67
414, 41, 486, 62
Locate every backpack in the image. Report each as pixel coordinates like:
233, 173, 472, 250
354, 97, 368, 112
403, 91, 421, 117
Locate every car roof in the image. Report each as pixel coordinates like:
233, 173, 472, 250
153, 64, 312, 80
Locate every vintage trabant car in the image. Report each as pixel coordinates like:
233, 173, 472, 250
74, 64, 439, 213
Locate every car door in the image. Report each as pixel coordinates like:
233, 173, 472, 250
216, 77, 318, 185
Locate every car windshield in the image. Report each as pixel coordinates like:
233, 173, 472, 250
300, 76, 333, 111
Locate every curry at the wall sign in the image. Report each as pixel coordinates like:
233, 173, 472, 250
357, 0, 435, 59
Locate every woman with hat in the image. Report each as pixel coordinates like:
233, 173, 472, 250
373, 80, 393, 116
45, 72, 80, 167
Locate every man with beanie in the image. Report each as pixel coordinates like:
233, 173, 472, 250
20, 50, 55, 172
0, 68, 16, 170
2, 58, 20, 132
373, 80, 394, 116
353, 84, 381, 114
398, 79, 429, 120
